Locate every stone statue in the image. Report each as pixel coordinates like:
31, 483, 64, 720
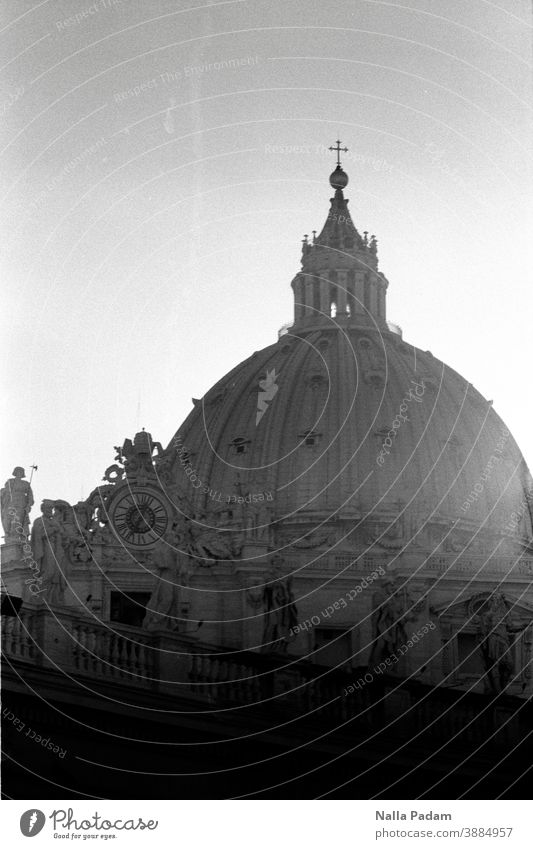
30, 500, 67, 605
54, 500, 76, 537
84, 484, 115, 544
476, 594, 515, 694
115, 430, 164, 483
247, 555, 298, 653
369, 575, 415, 665
1, 467, 34, 540
186, 510, 238, 563
142, 526, 193, 632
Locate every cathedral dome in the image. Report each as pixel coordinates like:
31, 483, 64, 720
166, 150, 533, 554
169, 326, 532, 544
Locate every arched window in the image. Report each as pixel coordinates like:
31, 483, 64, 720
299, 429, 322, 447
330, 302, 337, 317
230, 437, 250, 455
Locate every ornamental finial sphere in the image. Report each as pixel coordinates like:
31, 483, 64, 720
329, 165, 349, 190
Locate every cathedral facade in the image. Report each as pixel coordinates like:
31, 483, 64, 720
2, 147, 533, 798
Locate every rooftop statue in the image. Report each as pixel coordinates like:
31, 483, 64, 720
30, 500, 67, 605
247, 555, 298, 653
1, 466, 34, 541
369, 575, 416, 666
142, 525, 193, 631
476, 594, 516, 694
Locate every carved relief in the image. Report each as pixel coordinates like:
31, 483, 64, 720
142, 525, 194, 632
246, 555, 298, 654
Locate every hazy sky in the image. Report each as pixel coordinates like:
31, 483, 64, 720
1, 0, 531, 510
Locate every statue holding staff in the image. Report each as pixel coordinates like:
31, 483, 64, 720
1, 466, 34, 540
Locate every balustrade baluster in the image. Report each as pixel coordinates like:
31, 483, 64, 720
4, 618, 14, 654
189, 655, 200, 692
134, 639, 145, 677
110, 634, 120, 675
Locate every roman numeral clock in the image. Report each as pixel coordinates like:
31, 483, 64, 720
107, 485, 172, 549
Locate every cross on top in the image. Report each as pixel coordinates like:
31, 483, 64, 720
329, 139, 348, 167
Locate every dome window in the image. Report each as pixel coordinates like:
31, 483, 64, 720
308, 373, 327, 390
359, 338, 371, 349
299, 429, 321, 447
230, 437, 250, 455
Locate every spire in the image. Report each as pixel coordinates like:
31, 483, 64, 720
313, 163, 363, 254
305, 142, 367, 257
290, 141, 389, 330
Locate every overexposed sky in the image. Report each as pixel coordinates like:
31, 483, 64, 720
1, 0, 531, 510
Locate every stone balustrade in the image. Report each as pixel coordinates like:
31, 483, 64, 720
2, 604, 530, 751
294, 552, 533, 578
2, 607, 36, 662
69, 621, 154, 683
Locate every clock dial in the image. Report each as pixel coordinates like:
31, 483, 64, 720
108, 487, 171, 549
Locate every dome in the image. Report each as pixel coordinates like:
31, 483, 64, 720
168, 324, 533, 549
165, 149, 533, 554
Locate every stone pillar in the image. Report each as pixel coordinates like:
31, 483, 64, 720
303, 276, 313, 319
336, 270, 348, 314
293, 276, 305, 322
378, 284, 386, 319
328, 269, 337, 316
354, 271, 365, 313
370, 277, 378, 315
347, 270, 356, 316
319, 276, 330, 317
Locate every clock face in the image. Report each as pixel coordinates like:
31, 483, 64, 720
108, 487, 171, 549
